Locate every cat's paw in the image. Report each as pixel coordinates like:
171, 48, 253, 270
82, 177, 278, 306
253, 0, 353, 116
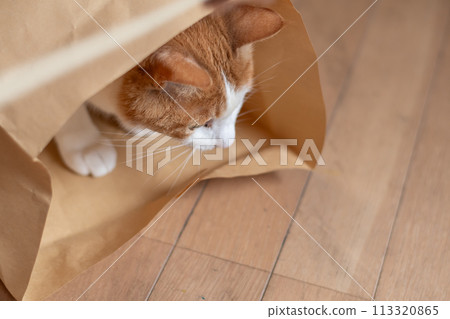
59, 139, 117, 178
55, 105, 117, 177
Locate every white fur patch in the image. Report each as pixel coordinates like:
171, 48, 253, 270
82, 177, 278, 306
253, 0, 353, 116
55, 105, 117, 177
185, 74, 251, 149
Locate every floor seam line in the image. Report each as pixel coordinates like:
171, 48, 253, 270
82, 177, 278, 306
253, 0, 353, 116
259, 0, 377, 301
144, 181, 209, 300
372, 11, 450, 300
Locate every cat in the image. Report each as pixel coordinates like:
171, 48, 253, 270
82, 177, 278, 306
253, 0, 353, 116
55, 4, 283, 177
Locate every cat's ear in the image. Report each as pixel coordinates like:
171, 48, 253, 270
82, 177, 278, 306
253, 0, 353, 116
226, 5, 284, 49
150, 51, 212, 89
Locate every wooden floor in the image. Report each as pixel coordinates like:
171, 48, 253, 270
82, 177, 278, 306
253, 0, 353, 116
2, 0, 449, 301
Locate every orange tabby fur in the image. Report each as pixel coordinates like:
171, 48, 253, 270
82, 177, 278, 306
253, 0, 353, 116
119, 5, 283, 139
55, 4, 283, 177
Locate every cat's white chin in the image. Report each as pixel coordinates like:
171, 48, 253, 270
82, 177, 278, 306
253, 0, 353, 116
188, 138, 235, 151
182, 77, 250, 151
183, 124, 237, 151
195, 144, 218, 152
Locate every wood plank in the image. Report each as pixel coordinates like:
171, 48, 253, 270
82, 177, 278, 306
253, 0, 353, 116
375, 25, 450, 300
292, 0, 373, 115
77, 239, 171, 301
177, 170, 308, 271
143, 182, 205, 243
150, 0, 375, 300
173, 0, 374, 272
149, 247, 268, 300
49, 238, 171, 300
273, 0, 449, 299
263, 275, 365, 301
48, 183, 205, 300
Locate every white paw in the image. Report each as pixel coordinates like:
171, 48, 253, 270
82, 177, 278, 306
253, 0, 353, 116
55, 105, 117, 177
62, 140, 117, 177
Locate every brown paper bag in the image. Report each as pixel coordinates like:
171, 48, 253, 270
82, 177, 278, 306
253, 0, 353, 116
0, 0, 325, 300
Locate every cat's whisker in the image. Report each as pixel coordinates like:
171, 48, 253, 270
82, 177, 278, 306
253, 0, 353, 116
132, 144, 187, 159
244, 76, 276, 105
151, 149, 192, 188
101, 132, 179, 147
97, 136, 131, 141
243, 101, 258, 107
97, 132, 129, 136
97, 129, 130, 133
167, 149, 194, 194
97, 134, 151, 142
96, 141, 176, 149
98, 143, 136, 148
98, 129, 175, 140
150, 144, 187, 153
98, 138, 138, 142
243, 88, 260, 103
153, 148, 190, 167
142, 141, 186, 153
96, 141, 138, 148
237, 108, 260, 118
103, 142, 186, 152
98, 128, 136, 137
131, 152, 191, 185
252, 75, 276, 88
253, 60, 284, 80
121, 145, 188, 165
243, 94, 255, 104
236, 117, 251, 123
128, 147, 186, 164
120, 134, 185, 156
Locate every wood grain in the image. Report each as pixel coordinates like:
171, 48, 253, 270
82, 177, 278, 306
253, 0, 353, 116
177, 170, 308, 271
143, 182, 205, 243
145, 0, 376, 301
375, 25, 450, 300
149, 247, 268, 300
48, 183, 205, 300
273, 0, 449, 299
263, 275, 365, 301
49, 238, 171, 300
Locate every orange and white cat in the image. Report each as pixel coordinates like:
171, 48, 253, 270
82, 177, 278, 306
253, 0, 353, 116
55, 4, 283, 177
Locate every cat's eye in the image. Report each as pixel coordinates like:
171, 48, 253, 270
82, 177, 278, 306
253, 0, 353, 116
188, 124, 202, 130
189, 118, 213, 130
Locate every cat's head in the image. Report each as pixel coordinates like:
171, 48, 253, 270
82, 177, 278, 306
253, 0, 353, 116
119, 5, 283, 149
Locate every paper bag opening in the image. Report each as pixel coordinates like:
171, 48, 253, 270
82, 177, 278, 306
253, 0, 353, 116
0, 0, 325, 300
